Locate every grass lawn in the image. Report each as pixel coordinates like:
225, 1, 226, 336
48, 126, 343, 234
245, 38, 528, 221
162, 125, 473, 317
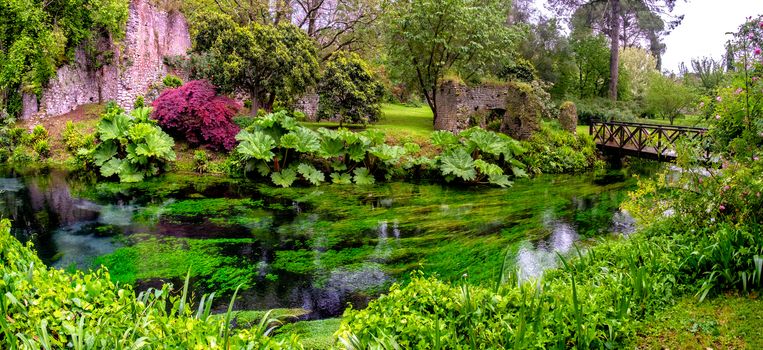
301, 103, 434, 141
636, 295, 763, 349
274, 318, 342, 349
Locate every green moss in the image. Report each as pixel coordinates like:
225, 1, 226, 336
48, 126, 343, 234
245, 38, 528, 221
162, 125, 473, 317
92, 235, 257, 294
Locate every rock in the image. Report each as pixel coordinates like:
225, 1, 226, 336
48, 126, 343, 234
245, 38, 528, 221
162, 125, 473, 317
559, 101, 578, 134
500, 82, 541, 141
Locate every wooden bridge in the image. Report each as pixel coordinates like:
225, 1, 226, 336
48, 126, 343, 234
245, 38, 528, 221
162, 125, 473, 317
589, 120, 707, 161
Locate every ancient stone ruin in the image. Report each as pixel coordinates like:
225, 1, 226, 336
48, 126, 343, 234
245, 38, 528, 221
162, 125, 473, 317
558, 101, 578, 134
434, 81, 541, 140
21, 0, 191, 119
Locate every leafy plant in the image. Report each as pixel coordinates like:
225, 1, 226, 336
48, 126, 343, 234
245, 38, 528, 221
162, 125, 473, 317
163, 74, 184, 88
318, 51, 384, 125
152, 80, 241, 151
91, 104, 176, 182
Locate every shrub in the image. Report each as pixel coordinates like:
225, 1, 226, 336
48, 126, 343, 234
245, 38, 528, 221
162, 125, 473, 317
162, 74, 184, 88
87, 104, 176, 182
194, 149, 209, 174
152, 80, 241, 151
134, 95, 146, 109
519, 121, 598, 174
318, 52, 384, 125
33, 139, 50, 158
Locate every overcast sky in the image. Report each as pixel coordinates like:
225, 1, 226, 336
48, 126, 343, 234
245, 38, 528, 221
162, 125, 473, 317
662, 0, 763, 73
534, 0, 763, 73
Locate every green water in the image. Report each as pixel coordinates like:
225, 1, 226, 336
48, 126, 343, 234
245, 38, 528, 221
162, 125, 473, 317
0, 166, 652, 317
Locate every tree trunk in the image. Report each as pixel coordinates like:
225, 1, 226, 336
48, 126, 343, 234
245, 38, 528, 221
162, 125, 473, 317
608, 0, 621, 101
250, 87, 261, 117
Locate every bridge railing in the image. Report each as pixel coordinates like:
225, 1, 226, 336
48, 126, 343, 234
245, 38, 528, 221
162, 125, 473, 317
589, 120, 708, 160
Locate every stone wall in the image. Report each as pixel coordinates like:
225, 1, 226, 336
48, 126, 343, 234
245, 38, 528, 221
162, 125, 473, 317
22, 0, 191, 119
294, 93, 320, 121
434, 81, 512, 133
434, 80, 541, 140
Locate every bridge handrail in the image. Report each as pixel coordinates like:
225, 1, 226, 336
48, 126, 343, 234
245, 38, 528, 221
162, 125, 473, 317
590, 120, 708, 132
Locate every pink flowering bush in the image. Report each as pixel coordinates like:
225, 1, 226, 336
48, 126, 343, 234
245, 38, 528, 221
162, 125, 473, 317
152, 80, 241, 151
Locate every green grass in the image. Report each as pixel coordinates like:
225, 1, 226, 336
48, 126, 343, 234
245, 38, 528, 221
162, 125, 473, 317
301, 103, 433, 140
275, 318, 341, 349
637, 295, 763, 349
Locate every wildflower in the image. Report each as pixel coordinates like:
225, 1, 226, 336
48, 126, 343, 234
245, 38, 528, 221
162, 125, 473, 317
754, 156, 760, 161
719, 204, 726, 211
756, 47, 763, 55
716, 96, 722, 102
757, 192, 761, 198
723, 185, 730, 191
699, 102, 705, 108
735, 88, 744, 94
715, 115, 721, 120
462, 273, 468, 278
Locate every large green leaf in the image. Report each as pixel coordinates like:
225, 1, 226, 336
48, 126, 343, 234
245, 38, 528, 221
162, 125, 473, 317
330, 172, 352, 184
438, 148, 476, 181
235, 130, 276, 161
353, 167, 375, 185
93, 141, 118, 167
271, 168, 298, 188
100, 158, 123, 178
319, 136, 345, 158
488, 174, 513, 188
431, 130, 459, 149
474, 159, 503, 176
369, 144, 407, 164
280, 127, 320, 153
135, 128, 176, 161
461, 128, 504, 156
97, 112, 130, 142
296, 163, 325, 186
346, 142, 367, 162
117, 162, 146, 183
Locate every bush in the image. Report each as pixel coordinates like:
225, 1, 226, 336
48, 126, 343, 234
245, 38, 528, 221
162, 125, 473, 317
33, 139, 50, 158
318, 52, 384, 125
162, 74, 184, 88
194, 149, 209, 174
86, 104, 177, 182
152, 80, 241, 151
519, 121, 598, 174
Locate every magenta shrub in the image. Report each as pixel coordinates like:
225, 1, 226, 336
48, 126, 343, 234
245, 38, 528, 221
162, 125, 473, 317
152, 80, 241, 151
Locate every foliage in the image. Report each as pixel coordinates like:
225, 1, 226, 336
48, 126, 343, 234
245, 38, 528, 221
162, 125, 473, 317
0, 118, 51, 163
519, 121, 598, 174
233, 111, 528, 187
162, 74, 184, 88
644, 73, 696, 125
318, 51, 384, 125
0, 0, 129, 115
152, 80, 241, 151
384, 0, 522, 123
88, 104, 176, 182
570, 31, 611, 99
620, 47, 659, 100
62, 120, 98, 169
194, 149, 209, 174
187, 12, 320, 116
0, 219, 301, 349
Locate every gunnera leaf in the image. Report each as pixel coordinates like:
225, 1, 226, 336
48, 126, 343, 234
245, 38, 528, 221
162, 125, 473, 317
271, 168, 298, 188
438, 148, 476, 181
353, 167, 375, 185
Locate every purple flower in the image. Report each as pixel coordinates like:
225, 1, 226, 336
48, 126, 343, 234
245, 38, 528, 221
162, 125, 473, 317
754, 156, 760, 161
735, 88, 744, 94
719, 204, 726, 211
699, 102, 705, 108
723, 185, 730, 191
756, 47, 763, 55
716, 96, 722, 102
715, 115, 721, 120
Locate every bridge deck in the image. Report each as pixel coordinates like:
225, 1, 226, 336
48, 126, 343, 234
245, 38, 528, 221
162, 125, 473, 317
589, 121, 706, 161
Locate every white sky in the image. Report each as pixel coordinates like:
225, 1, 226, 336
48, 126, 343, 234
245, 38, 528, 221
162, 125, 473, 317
534, 0, 763, 73
662, 0, 763, 73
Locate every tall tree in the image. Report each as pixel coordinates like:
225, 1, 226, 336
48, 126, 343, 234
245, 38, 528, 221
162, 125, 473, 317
384, 0, 521, 126
190, 12, 320, 116
550, 0, 682, 100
